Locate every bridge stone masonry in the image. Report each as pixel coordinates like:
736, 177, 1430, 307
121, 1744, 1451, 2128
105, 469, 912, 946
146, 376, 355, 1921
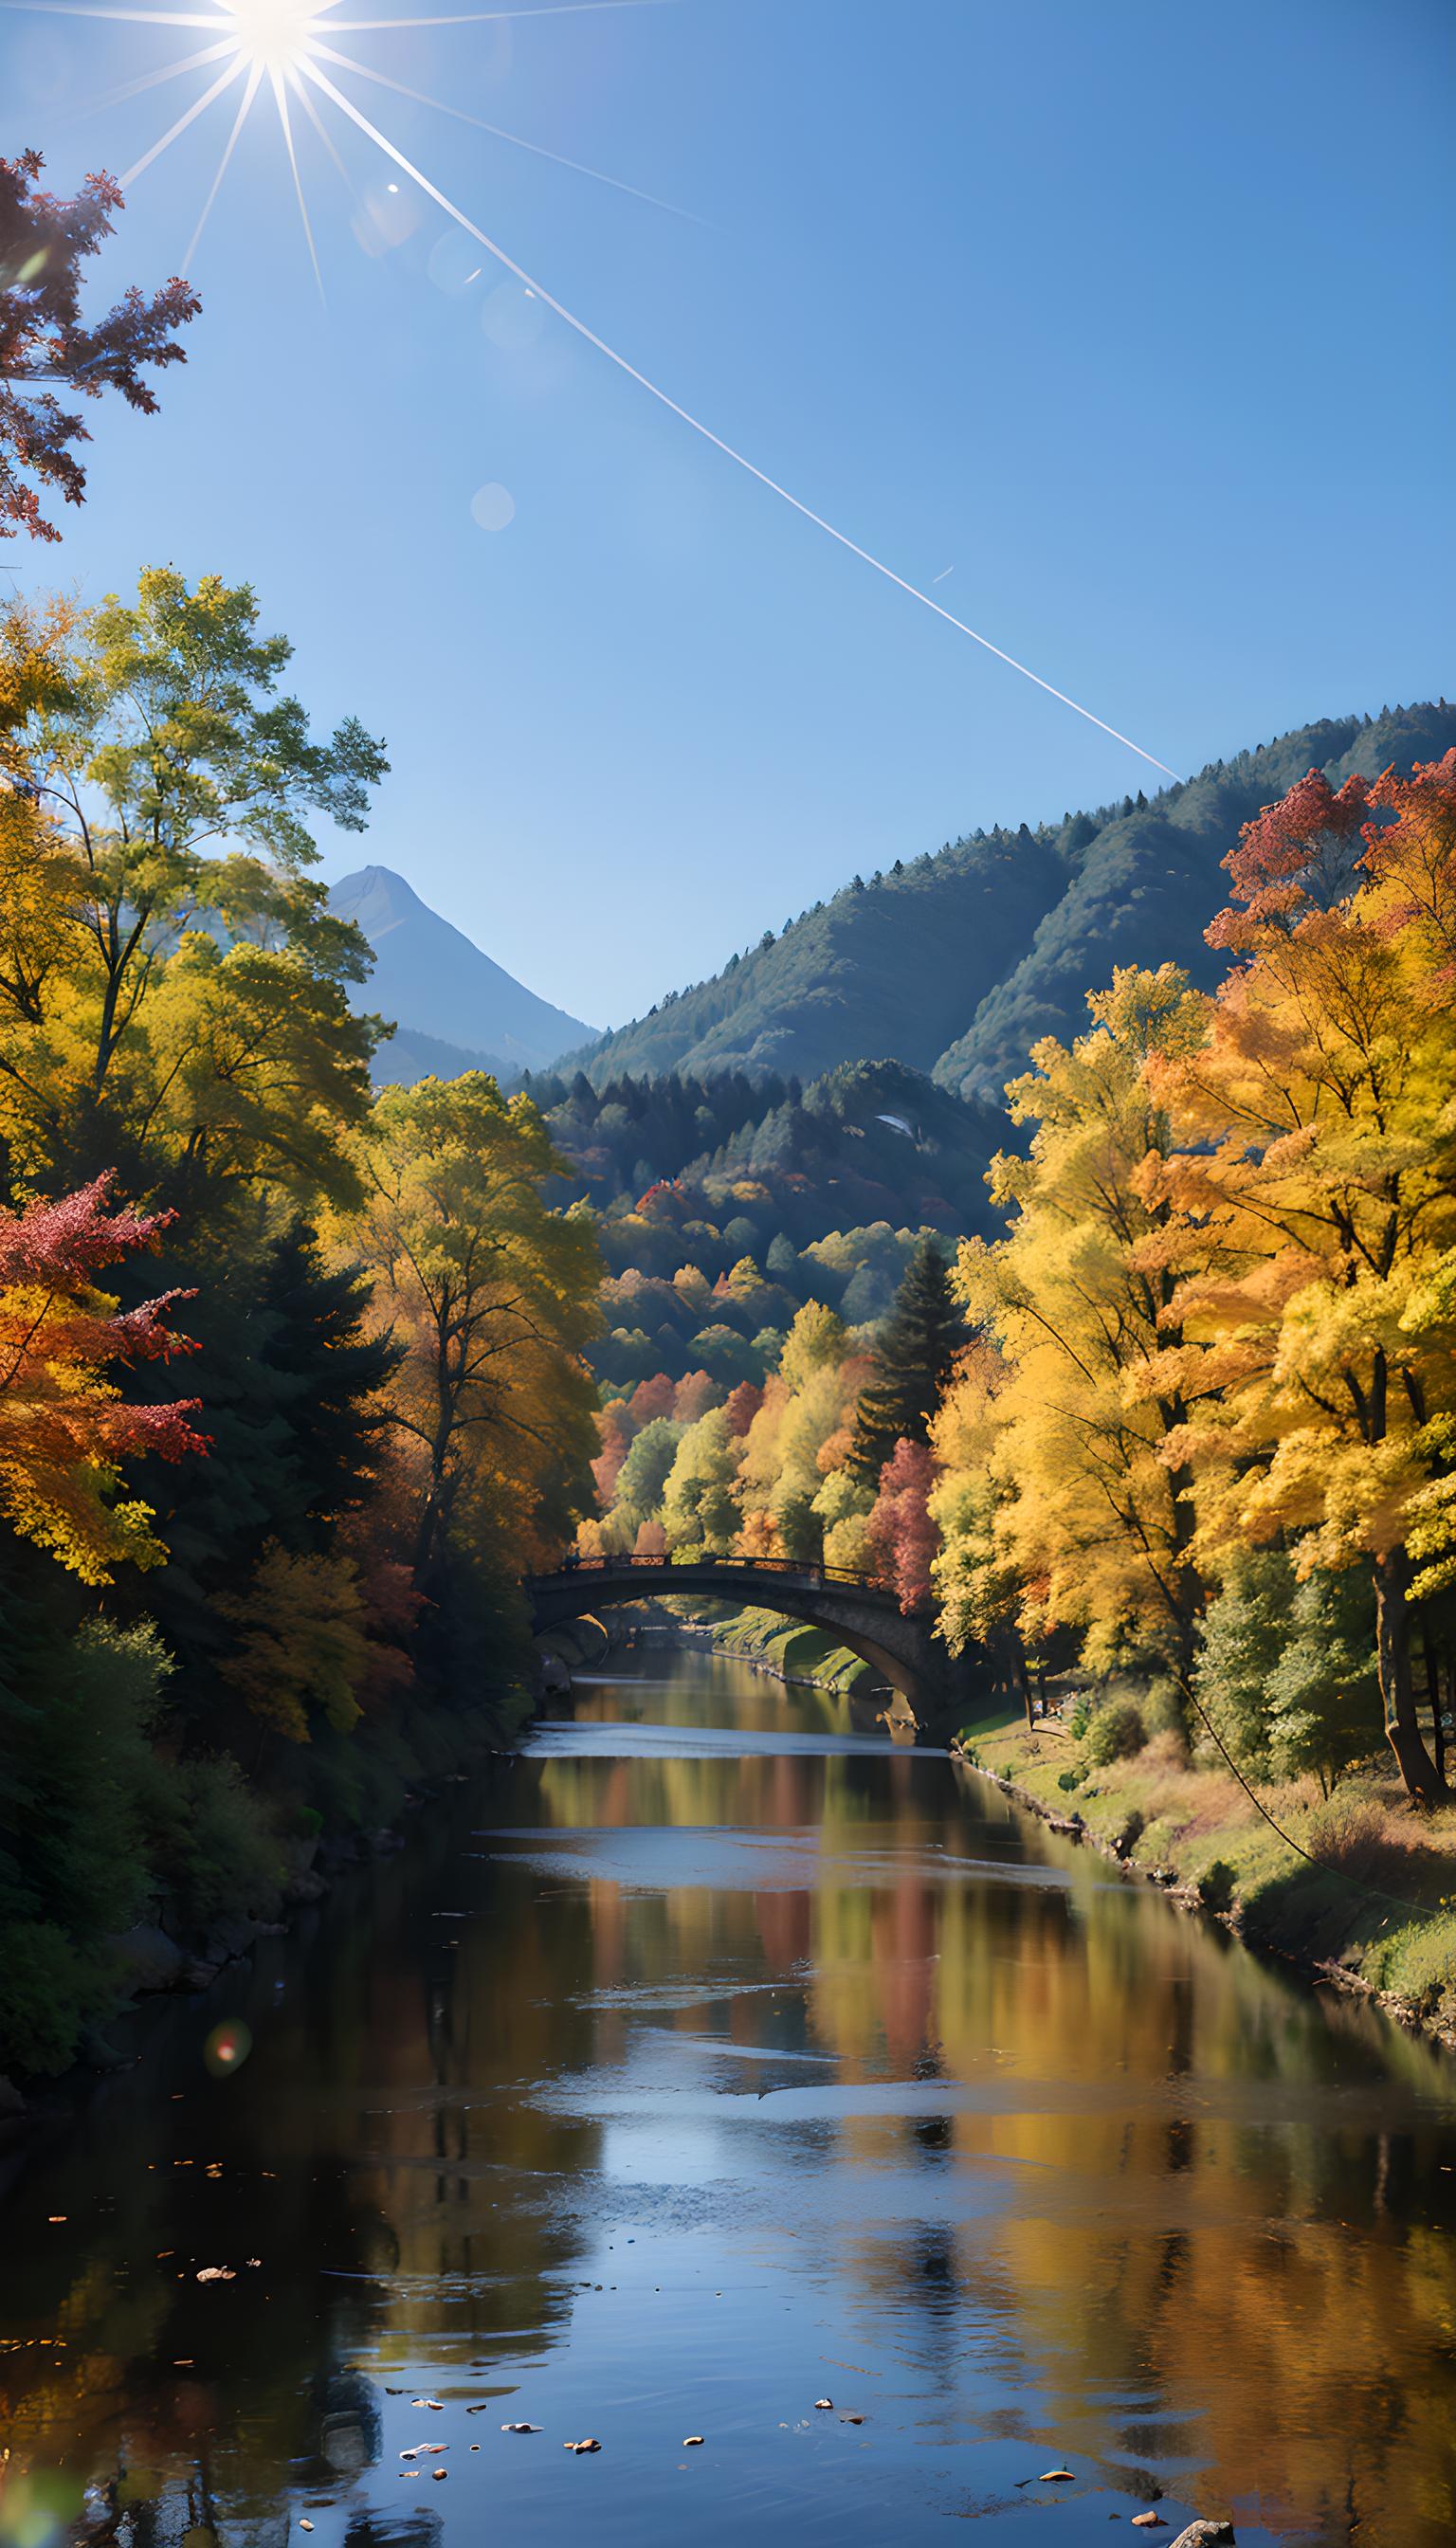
523, 1554, 991, 1738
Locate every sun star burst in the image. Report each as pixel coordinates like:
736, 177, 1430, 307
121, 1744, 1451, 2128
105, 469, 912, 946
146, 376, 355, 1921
220, 0, 319, 72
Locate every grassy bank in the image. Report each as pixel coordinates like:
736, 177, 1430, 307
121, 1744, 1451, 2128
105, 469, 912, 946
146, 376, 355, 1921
683, 1604, 885, 1697
956, 1699, 1456, 2048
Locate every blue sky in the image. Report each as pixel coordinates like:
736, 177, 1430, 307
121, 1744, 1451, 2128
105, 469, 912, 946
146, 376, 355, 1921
5, 0, 1453, 1028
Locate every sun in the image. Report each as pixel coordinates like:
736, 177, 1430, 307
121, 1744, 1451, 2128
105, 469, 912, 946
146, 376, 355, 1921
220, 0, 318, 73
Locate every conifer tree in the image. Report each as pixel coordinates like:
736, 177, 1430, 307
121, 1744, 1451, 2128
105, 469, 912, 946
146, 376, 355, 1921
849, 1237, 963, 1483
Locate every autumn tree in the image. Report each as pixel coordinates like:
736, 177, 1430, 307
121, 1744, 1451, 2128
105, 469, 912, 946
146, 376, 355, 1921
605, 1415, 682, 1552
0, 571, 386, 1205
341, 1073, 601, 1593
738, 1301, 870, 1565
217, 1542, 376, 1745
866, 1436, 937, 1614
929, 1337, 1037, 1719
1, 149, 199, 539
954, 967, 1217, 1690
1152, 757, 1456, 1799
0, 1173, 204, 1580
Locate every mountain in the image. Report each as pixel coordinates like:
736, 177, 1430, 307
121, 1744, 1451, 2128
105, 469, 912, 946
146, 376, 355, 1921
331, 865, 597, 1076
572, 702, 1456, 1100
563, 829, 1069, 1087
933, 701, 1456, 1102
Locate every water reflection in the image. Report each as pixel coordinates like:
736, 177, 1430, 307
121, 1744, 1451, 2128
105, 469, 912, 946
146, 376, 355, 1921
3, 1653, 1455, 2548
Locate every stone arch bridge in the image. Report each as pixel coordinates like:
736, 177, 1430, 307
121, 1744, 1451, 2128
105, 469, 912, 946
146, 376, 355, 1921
524, 1554, 985, 1736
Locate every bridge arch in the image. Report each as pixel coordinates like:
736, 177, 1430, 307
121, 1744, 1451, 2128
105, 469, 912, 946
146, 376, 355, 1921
524, 1556, 975, 1731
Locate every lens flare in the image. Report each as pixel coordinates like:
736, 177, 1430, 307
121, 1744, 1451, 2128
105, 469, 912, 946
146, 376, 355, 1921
204, 2018, 253, 2074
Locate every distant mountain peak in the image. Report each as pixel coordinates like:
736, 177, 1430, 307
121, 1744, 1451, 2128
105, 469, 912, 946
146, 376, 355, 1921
331, 864, 598, 1077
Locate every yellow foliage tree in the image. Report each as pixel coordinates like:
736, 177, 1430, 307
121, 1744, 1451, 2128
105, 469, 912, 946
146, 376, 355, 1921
737, 1301, 870, 1564
952, 966, 1217, 1689
1151, 757, 1456, 1799
928, 1338, 1033, 1714
339, 1072, 602, 1591
217, 1542, 373, 1742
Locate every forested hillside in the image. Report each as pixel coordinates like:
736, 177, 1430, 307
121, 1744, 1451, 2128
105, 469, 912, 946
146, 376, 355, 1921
566, 828, 1069, 1083
574, 702, 1456, 1097
513, 1058, 999, 1403
935, 701, 1456, 1100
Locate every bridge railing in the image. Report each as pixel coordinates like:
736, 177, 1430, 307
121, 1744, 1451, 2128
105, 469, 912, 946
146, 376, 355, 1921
524, 1551, 932, 1616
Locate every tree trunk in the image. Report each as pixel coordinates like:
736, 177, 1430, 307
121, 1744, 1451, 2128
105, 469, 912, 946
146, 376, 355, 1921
1374, 1549, 1446, 1802
1424, 1635, 1447, 1790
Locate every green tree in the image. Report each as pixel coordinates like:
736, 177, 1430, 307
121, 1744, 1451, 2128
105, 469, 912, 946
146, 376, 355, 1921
608, 1416, 682, 1549
1194, 1551, 1379, 1793
123, 1215, 396, 1694
661, 1409, 739, 1555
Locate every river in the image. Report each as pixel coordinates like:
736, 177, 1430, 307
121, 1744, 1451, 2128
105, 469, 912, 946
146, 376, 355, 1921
3, 1650, 1456, 2547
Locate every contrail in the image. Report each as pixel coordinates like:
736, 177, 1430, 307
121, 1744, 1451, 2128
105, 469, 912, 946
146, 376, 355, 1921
300, 55, 1181, 781
932, 566, 954, 584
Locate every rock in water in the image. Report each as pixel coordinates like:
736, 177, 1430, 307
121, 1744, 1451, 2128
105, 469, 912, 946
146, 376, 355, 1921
1168, 2525, 1236, 2548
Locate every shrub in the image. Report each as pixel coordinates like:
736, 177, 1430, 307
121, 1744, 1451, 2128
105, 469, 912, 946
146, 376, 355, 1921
1302, 1789, 1392, 1884
1086, 1697, 1147, 1765
17, 1620, 173, 1949
0, 1918, 97, 2075
1057, 1764, 1086, 1793
141, 1755, 283, 1936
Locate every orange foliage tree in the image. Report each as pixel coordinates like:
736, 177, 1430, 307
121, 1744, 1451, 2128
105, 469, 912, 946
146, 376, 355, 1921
0, 1172, 204, 1580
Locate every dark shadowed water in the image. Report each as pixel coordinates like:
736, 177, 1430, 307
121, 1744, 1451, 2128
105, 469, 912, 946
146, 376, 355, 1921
5, 1651, 1456, 2548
